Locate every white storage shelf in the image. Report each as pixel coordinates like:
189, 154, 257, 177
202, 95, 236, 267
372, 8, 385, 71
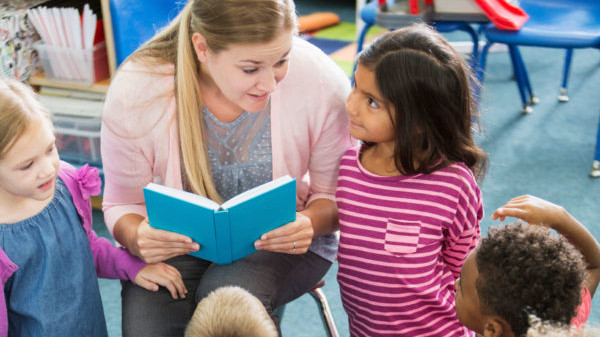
51, 114, 102, 166
36, 86, 105, 167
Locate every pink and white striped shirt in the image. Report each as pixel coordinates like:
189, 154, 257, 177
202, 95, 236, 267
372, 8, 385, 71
336, 146, 482, 337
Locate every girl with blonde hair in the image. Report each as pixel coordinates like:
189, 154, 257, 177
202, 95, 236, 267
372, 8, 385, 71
0, 79, 184, 337
100, 0, 352, 334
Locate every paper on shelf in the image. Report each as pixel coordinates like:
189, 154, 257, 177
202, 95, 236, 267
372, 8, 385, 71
27, 5, 104, 84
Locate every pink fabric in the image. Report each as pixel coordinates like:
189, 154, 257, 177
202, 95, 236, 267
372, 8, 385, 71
58, 162, 146, 280
571, 287, 592, 329
336, 146, 483, 336
100, 37, 353, 234
0, 249, 17, 337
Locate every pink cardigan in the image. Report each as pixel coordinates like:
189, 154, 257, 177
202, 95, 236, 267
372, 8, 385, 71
0, 162, 146, 337
101, 37, 353, 233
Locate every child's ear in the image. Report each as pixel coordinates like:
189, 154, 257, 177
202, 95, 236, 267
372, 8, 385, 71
482, 317, 508, 337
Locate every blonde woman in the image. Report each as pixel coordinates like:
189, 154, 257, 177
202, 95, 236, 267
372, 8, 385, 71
100, 0, 352, 334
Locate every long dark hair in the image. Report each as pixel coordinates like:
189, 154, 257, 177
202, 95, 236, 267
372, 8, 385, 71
357, 23, 487, 180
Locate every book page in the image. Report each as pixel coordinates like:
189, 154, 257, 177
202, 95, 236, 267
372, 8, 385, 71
146, 183, 220, 210
220, 175, 294, 209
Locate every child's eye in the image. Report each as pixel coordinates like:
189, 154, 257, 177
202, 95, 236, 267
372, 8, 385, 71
20, 161, 33, 170
243, 68, 258, 74
368, 97, 379, 108
47, 143, 56, 153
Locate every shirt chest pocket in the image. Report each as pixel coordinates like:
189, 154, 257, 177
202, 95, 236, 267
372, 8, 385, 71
384, 218, 422, 255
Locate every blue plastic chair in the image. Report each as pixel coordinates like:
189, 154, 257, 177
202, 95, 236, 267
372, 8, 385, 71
355, 0, 488, 75
477, 0, 600, 113
100, 0, 183, 76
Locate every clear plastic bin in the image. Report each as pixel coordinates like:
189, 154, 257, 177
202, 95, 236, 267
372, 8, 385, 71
35, 42, 109, 86
51, 114, 102, 166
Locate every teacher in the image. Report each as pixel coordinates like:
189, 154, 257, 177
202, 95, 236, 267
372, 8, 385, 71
100, 0, 352, 335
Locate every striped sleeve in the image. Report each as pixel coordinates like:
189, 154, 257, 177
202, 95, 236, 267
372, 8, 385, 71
441, 165, 483, 279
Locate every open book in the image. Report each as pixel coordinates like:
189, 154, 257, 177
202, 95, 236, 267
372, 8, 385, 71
143, 175, 296, 264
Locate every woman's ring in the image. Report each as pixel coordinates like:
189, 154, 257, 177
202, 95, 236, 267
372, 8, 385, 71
292, 241, 297, 252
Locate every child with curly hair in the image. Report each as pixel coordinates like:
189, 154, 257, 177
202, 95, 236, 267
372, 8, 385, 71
455, 195, 600, 337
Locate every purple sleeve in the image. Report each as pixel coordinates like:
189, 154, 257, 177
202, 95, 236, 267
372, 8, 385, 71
58, 161, 146, 280
86, 228, 146, 280
0, 249, 18, 337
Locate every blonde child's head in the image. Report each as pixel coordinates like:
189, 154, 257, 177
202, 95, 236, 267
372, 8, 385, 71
351, 23, 487, 179
0, 79, 51, 158
185, 286, 278, 337
0, 79, 58, 209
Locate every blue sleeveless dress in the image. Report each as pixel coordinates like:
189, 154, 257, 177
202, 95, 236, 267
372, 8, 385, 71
0, 178, 107, 336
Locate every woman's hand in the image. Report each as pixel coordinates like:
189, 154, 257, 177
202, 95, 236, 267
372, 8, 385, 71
133, 262, 187, 299
130, 218, 200, 263
254, 212, 314, 254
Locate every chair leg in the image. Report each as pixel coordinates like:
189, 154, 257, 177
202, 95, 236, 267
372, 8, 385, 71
592, 160, 600, 178
508, 45, 535, 113
507, 45, 529, 112
558, 48, 574, 102
474, 41, 493, 109
460, 23, 480, 71
309, 287, 340, 337
352, 22, 373, 80
513, 46, 537, 105
591, 113, 600, 178
356, 22, 372, 55
477, 41, 493, 83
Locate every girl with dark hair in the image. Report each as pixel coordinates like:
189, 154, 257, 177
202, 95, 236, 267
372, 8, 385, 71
336, 23, 487, 336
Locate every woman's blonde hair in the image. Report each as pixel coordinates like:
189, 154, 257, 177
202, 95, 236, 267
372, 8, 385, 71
0, 79, 50, 159
130, 0, 297, 201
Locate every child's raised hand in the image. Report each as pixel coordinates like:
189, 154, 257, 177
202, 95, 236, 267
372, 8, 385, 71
491, 195, 565, 227
494, 195, 600, 299
134, 262, 187, 299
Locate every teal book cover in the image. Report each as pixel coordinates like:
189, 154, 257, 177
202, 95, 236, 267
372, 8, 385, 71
143, 175, 296, 264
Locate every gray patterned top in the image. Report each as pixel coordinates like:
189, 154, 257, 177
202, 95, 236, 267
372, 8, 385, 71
203, 103, 337, 262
